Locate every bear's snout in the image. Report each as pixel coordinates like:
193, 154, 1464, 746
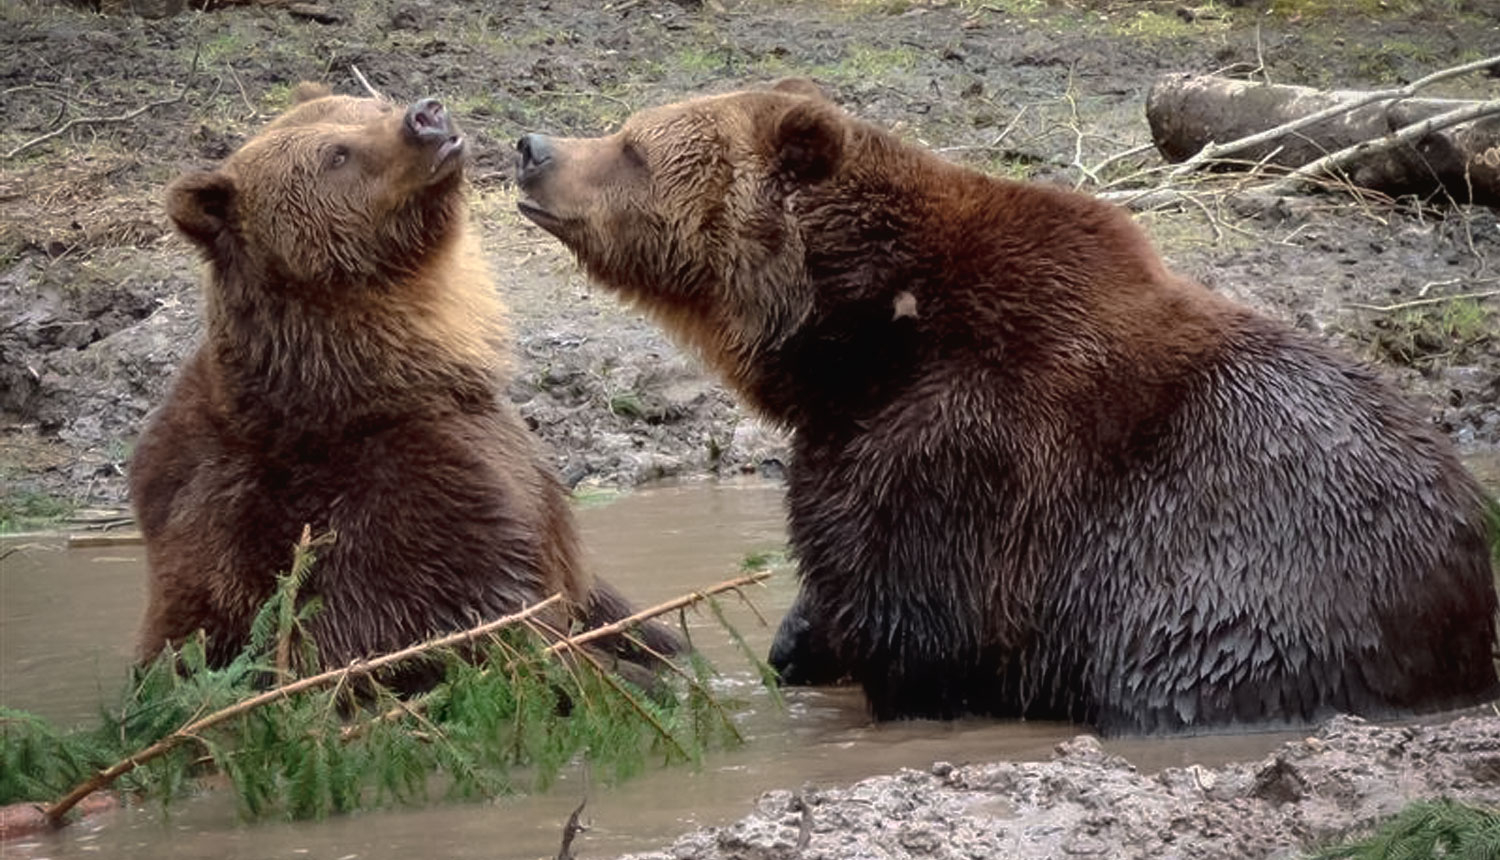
515, 133, 554, 179
404, 98, 453, 141
404, 98, 464, 177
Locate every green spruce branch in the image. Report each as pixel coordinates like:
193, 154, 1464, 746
12, 559, 775, 831
42, 595, 567, 825
1309, 799, 1500, 859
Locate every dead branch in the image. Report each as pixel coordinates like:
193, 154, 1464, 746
5, 91, 189, 160
350, 65, 384, 101
5, 50, 200, 160
1158, 52, 1500, 178
1344, 287, 1500, 313
556, 799, 588, 860
1261, 99, 1500, 197
42, 594, 565, 826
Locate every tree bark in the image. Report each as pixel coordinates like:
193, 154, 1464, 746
1146, 74, 1500, 205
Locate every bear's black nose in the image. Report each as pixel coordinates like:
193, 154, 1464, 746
405, 98, 452, 141
516, 133, 553, 175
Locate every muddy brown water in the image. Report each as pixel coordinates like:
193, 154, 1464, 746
2, 469, 1497, 860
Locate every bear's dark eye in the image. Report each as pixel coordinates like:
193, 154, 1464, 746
325, 145, 350, 171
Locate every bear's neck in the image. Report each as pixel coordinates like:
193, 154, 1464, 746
203, 232, 507, 440
737, 157, 1234, 441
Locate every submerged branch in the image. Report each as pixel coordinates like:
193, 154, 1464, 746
42, 595, 564, 826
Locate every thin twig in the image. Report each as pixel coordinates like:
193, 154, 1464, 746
991, 104, 1028, 147
556, 798, 588, 860
42, 594, 564, 826
1166, 52, 1500, 179
226, 65, 259, 121
6, 91, 188, 160
541, 570, 771, 656
534, 90, 634, 113
1084, 142, 1155, 186
1262, 99, 1500, 195
1253, 23, 1269, 85
1344, 288, 1500, 313
350, 65, 384, 100
6, 48, 200, 160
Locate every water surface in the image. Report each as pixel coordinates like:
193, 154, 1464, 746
2, 467, 1496, 859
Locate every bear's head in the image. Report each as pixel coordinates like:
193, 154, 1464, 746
167, 83, 469, 289
514, 79, 861, 402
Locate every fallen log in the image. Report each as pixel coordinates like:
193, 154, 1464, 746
1146, 73, 1500, 205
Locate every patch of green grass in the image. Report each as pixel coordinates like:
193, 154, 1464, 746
834, 0, 916, 15
983, 153, 1039, 181
0, 491, 74, 534
1269, 0, 1462, 17
449, 92, 505, 120
261, 82, 296, 113
1307, 799, 1500, 859
1378, 39, 1438, 64
669, 46, 731, 76
511, 27, 576, 49
1110, 6, 1232, 41
1372, 297, 1494, 368
1486, 495, 1499, 570
814, 44, 919, 82
200, 30, 248, 65
961, 0, 1046, 15
609, 392, 648, 420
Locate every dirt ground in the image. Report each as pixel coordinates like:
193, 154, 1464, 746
1, 0, 1499, 854
623, 713, 1500, 860
2, 0, 1498, 515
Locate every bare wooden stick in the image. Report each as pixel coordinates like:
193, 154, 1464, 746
6, 49, 200, 160
350, 65, 384, 100
1344, 288, 1500, 313
542, 570, 771, 656
1084, 142, 1155, 185
556, 798, 588, 860
6, 92, 188, 160
1165, 52, 1500, 178
42, 594, 564, 826
1262, 99, 1500, 195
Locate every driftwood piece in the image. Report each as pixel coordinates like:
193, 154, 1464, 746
1147, 74, 1500, 204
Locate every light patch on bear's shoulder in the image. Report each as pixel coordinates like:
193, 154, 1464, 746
893, 291, 919, 320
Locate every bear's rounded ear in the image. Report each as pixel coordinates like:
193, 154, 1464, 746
165, 170, 237, 251
771, 77, 830, 102
291, 81, 333, 104
771, 102, 845, 184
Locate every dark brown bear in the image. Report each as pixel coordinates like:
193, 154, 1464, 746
135, 84, 675, 677
514, 79, 1499, 735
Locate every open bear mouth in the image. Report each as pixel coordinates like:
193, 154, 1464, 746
430, 135, 465, 179
516, 198, 563, 232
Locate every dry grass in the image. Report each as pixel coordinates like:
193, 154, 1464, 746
0, 153, 170, 261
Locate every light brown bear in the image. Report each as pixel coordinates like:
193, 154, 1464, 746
514, 79, 1499, 734
134, 84, 676, 679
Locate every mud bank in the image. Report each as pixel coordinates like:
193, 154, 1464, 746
623, 714, 1500, 860
3, 0, 1498, 511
